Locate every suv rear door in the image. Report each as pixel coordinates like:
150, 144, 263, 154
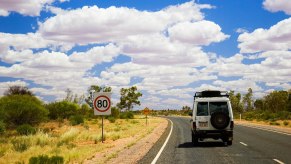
195, 101, 210, 129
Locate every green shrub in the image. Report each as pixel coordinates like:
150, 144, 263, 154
0, 121, 5, 134
107, 116, 116, 123
69, 115, 84, 126
11, 137, 32, 152
17, 124, 36, 135
283, 121, 289, 126
120, 111, 134, 119
270, 121, 280, 126
79, 104, 92, 117
45, 101, 78, 120
111, 107, 120, 119
130, 120, 139, 124
29, 155, 64, 164
0, 95, 48, 127
50, 155, 64, 164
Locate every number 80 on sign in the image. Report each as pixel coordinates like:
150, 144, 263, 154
93, 93, 112, 115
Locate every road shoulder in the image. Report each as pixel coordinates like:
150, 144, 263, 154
235, 120, 291, 134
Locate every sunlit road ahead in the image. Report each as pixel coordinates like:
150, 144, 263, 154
141, 117, 291, 164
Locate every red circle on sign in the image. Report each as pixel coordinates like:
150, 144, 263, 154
94, 95, 111, 112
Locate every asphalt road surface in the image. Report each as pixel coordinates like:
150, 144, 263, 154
140, 116, 291, 164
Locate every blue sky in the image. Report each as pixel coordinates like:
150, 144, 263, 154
0, 0, 290, 109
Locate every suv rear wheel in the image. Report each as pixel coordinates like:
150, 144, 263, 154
210, 112, 230, 129
192, 132, 198, 145
227, 141, 232, 145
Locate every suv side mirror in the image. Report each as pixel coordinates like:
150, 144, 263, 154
188, 112, 193, 116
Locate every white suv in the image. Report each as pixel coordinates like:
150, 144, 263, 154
190, 91, 234, 146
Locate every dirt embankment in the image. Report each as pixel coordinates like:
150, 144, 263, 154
84, 117, 168, 164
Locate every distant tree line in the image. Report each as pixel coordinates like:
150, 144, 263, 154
0, 85, 142, 134
229, 88, 291, 121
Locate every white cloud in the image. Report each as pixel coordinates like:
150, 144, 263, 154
168, 21, 229, 45
0, 44, 120, 97
38, 2, 210, 44
0, 49, 34, 64
0, 0, 54, 16
263, 0, 291, 15
194, 84, 225, 92
0, 32, 74, 52
121, 34, 211, 66
70, 43, 120, 65
101, 62, 217, 93
213, 79, 263, 93
236, 28, 248, 34
162, 98, 191, 109
238, 17, 291, 53
153, 88, 194, 99
201, 53, 249, 77
0, 9, 9, 16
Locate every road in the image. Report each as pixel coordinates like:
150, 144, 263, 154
140, 116, 291, 164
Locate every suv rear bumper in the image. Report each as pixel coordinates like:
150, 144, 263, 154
193, 130, 233, 140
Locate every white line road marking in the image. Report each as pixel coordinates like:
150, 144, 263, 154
237, 124, 291, 136
151, 119, 173, 164
239, 142, 248, 146
273, 159, 285, 164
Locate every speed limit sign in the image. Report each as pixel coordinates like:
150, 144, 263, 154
93, 92, 112, 115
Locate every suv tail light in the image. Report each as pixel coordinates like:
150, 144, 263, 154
193, 122, 196, 130
230, 121, 234, 129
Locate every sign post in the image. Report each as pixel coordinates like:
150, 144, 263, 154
143, 107, 150, 125
93, 92, 112, 143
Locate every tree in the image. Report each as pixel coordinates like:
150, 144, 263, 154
254, 99, 264, 110
4, 85, 34, 96
85, 85, 112, 108
264, 90, 288, 112
243, 88, 253, 111
229, 91, 243, 114
45, 101, 78, 120
0, 95, 48, 127
117, 86, 142, 111
64, 88, 73, 102
181, 106, 191, 115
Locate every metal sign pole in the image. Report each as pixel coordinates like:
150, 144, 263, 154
102, 115, 104, 143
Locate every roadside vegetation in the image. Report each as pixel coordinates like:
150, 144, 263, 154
0, 85, 160, 163
229, 88, 291, 127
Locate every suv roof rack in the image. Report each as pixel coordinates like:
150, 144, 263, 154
194, 90, 229, 100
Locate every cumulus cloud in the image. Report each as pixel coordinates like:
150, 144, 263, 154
38, 2, 211, 44
0, 44, 120, 98
213, 79, 263, 93
0, 32, 74, 52
201, 53, 249, 77
0, 0, 54, 16
101, 62, 217, 92
121, 34, 211, 65
263, 0, 291, 15
236, 28, 248, 34
238, 17, 291, 53
168, 21, 229, 45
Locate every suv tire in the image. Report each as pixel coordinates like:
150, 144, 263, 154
210, 112, 230, 129
192, 132, 198, 145
227, 141, 232, 145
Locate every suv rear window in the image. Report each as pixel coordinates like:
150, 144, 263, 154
197, 102, 208, 116
209, 102, 229, 115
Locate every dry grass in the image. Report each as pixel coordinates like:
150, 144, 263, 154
235, 119, 291, 128
0, 116, 164, 164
